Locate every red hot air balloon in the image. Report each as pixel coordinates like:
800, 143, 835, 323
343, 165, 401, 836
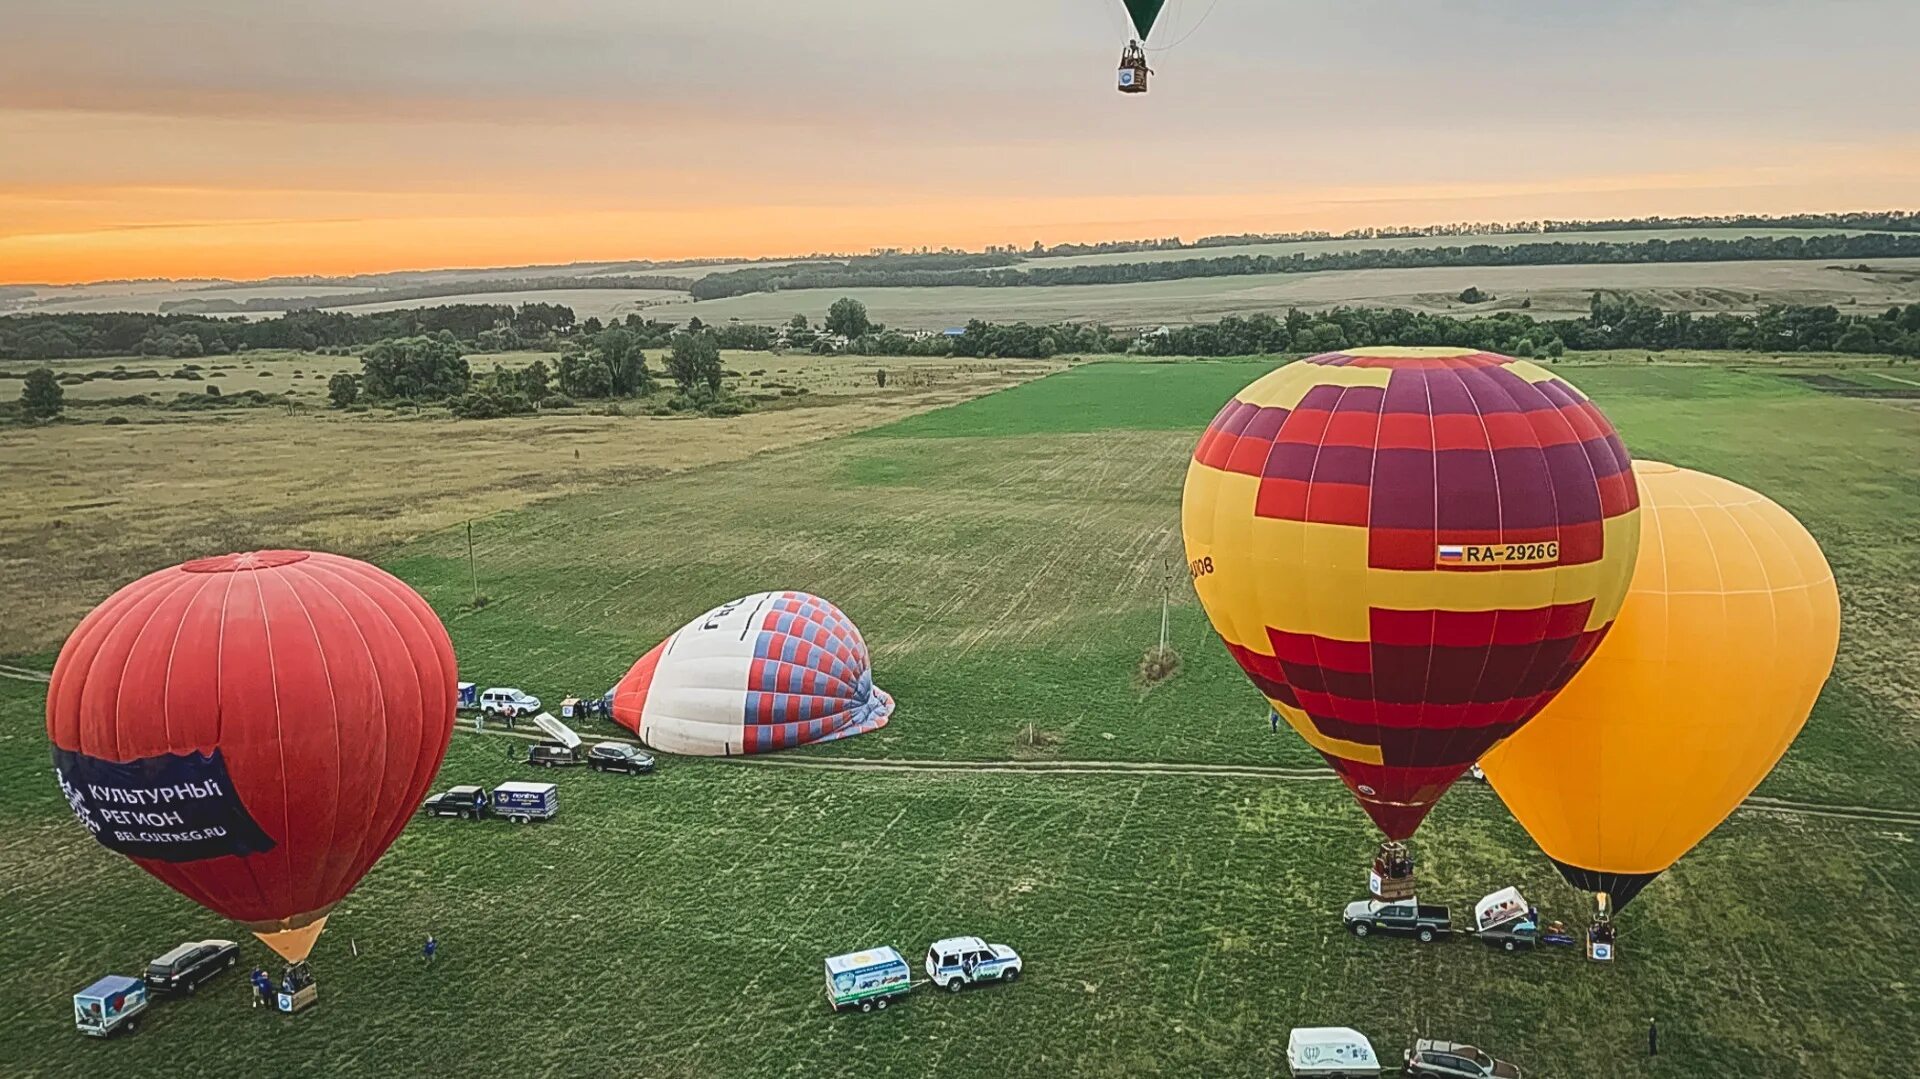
46, 551, 457, 968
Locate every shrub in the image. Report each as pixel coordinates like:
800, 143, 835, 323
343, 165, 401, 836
104, 415, 130, 426
539, 394, 577, 410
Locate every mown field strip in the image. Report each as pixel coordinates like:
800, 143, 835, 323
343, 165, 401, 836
451, 726, 1920, 826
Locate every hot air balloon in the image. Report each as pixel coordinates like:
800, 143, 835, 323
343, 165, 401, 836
1480, 461, 1839, 957
46, 550, 457, 989
608, 591, 892, 756
1181, 347, 1641, 899
1116, 0, 1164, 92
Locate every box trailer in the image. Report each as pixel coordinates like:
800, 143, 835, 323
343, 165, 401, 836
457, 682, 477, 710
824, 946, 911, 1012
1286, 1027, 1381, 1078
491, 781, 559, 823
74, 975, 148, 1037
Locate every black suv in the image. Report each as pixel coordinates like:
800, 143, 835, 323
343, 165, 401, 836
588, 741, 656, 775
422, 785, 489, 819
527, 741, 582, 768
145, 939, 239, 994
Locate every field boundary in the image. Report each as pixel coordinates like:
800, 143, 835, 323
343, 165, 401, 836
448, 726, 1920, 828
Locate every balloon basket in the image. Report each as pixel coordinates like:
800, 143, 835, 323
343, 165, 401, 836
274, 964, 320, 1014
1368, 842, 1417, 901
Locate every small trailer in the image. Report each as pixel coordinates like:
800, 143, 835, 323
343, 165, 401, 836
825, 946, 912, 1013
492, 781, 559, 823
1472, 886, 1539, 952
457, 682, 478, 710
1286, 1027, 1381, 1078
74, 975, 148, 1038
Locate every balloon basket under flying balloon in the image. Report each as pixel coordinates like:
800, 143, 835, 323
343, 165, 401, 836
1586, 893, 1617, 962
1368, 841, 1418, 902
1117, 41, 1150, 93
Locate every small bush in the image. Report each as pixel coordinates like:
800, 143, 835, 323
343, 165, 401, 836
104, 415, 130, 426
172, 368, 203, 380
539, 394, 576, 410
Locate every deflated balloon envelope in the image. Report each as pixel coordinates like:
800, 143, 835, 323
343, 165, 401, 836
608, 591, 892, 756
1481, 461, 1840, 909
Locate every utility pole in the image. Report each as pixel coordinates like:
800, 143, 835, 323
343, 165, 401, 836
466, 520, 479, 607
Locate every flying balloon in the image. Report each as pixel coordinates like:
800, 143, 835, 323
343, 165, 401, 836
46, 551, 457, 973
1181, 347, 1641, 898
1116, 0, 1164, 93
1481, 462, 1839, 952
608, 591, 893, 756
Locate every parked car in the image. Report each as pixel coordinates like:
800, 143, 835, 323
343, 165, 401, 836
479, 687, 541, 718
73, 975, 148, 1038
588, 741, 655, 774
1403, 1039, 1522, 1078
527, 740, 582, 767
144, 939, 239, 995
924, 935, 1022, 991
1342, 899, 1452, 943
1285, 1027, 1381, 1077
421, 784, 490, 820
824, 945, 912, 1013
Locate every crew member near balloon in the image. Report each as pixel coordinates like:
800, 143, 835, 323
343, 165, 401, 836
46, 550, 459, 1005
1481, 462, 1840, 957
1182, 347, 1641, 899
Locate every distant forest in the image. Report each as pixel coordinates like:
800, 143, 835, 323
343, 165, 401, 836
688, 232, 1920, 299
5, 294, 1918, 364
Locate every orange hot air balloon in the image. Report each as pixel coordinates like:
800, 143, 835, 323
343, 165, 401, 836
1182, 348, 1640, 893
46, 551, 458, 967
1482, 461, 1840, 914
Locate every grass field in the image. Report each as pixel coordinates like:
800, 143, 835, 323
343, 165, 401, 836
0, 353, 1057, 655
2, 355, 1916, 1078
636, 258, 1920, 329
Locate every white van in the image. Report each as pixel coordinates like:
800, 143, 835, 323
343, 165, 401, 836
1286, 1027, 1381, 1078
480, 687, 541, 717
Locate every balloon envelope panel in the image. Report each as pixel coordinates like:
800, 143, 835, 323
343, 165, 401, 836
610, 592, 892, 756
45, 550, 458, 960
1481, 462, 1840, 907
1181, 348, 1640, 839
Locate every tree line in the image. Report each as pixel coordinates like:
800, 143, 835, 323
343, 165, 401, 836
160, 275, 695, 315
684, 232, 1920, 299
0, 303, 578, 361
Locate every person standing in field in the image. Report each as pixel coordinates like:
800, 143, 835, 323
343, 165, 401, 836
1648, 1017, 1658, 1056
424, 934, 438, 963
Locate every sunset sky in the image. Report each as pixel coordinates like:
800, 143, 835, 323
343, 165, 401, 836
4, 0, 1917, 284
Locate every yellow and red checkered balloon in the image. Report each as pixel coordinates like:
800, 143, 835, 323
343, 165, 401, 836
1181, 347, 1641, 839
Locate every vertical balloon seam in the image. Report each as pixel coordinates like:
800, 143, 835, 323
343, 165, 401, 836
1740, 497, 1825, 829
105, 570, 182, 763
1638, 482, 1727, 874
305, 557, 405, 909
1356, 372, 1390, 765
1470, 362, 1556, 775
261, 565, 348, 921
1444, 360, 1511, 780
283, 560, 380, 916
158, 569, 247, 920
244, 568, 300, 923
1298, 380, 1350, 810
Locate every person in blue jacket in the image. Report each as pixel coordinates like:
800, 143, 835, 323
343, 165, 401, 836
423, 934, 438, 963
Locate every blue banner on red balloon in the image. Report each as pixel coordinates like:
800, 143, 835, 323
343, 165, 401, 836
52, 747, 277, 863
